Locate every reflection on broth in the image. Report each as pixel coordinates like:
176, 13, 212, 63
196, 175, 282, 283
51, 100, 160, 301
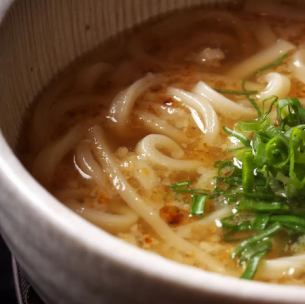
19, 1, 305, 284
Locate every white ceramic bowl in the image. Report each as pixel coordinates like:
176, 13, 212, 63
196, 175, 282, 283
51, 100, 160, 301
0, 1, 305, 303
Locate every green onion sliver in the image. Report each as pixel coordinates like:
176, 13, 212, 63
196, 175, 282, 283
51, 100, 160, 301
241, 251, 267, 280
224, 127, 251, 147
191, 194, 207, 217
233, 222, 282, 259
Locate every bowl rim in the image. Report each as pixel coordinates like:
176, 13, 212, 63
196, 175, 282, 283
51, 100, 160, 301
1, 1, 305, 303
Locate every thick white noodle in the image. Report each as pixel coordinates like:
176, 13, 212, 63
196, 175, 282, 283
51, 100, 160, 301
136, 134, 202, 171
89, 125, 228, 274
260, 254, 305, 280
75, 62, 112, 92
131, 158, 160, 191
228, 39, 296, 79
201, 73, 263, 91
120, 154, 160, 192
135, 110, 187, 143
74, 141, 110, 196
199, 242, 229, 254
175, 207, 231, 239
32, 124, 87, 186
291, 49, 305, 84
167, 88, 220, 146
195, 167, 217, 190
193, 81, 256, 119
108, 73, 161, 132
252, 21, 277, 48
141, 102, 190, 130
257, 72, 291, 100
68, 202, 138, 234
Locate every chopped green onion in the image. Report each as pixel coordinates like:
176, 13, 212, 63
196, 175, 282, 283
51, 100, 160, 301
262, 95, 278, 115
233, 223, 282, 259
170, 95, 305, 280
241, 79, 261, 116
221, 216, 253, 232
252, 215, 270, 231
247, 95, 262, 117
170, 181, 209, 195
170, 181, 193, 193
191, 194, 207, 217
270, 215, 305, 228
278, 98, 305, 128
241, 247, 270, 280
242, 152, 255, 192
252, 53, 289, 77
224, 127, 251, 147
237, 118, 269, 132
238, 200, 289, 213
242, 192, 276, 201
171, 181, 192, 189
251, 135, 267, 166
239, 239, 271, 263
265, 135, 289, 169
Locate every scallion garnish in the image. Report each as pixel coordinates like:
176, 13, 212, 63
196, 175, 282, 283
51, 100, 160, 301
191, 194, 207, 217
170, 181, 192, 192
170, 96, 305, 280
252, 53, 289, 77
240, 242, 271, 280
171, 181, 208, 195
223, 127, 251, 147
241, 79, 261, 116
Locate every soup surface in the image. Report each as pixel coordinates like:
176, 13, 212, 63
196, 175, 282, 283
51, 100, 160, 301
20, 1, 305, 284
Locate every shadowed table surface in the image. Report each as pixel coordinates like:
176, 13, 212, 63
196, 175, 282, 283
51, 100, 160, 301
0, 237, 44, 304
0, 237, 17, 303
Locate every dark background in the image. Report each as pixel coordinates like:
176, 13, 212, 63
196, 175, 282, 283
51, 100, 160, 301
0, 236, 17, 303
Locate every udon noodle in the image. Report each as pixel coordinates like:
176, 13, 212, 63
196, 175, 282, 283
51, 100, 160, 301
19, 2, 305, 284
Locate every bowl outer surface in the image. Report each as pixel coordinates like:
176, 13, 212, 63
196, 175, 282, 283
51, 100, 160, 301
0, 0, 305, 303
